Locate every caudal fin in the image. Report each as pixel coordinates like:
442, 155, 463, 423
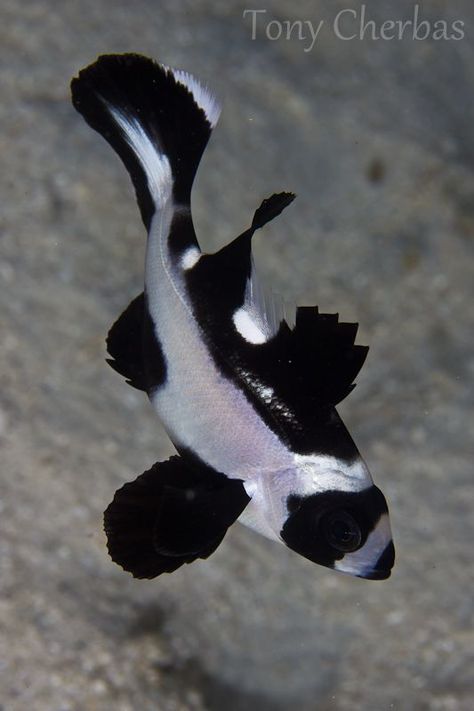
71, 53, 221, 229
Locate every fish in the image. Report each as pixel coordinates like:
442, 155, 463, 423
71, 53, 395, 581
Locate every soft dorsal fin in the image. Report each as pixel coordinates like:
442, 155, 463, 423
231, 305, 368, 414
287, 306, 368, 406
219, 306, 369, 453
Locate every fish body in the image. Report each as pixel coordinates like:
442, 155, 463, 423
71, 54, 394, 580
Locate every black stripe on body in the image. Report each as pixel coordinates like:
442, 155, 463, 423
188, 310, 366, 457
167, 209, 198, 259
185, 200, 368, 456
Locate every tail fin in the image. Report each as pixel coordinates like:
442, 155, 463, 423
71, 53, 221, 229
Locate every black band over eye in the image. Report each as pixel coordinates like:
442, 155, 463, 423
321, 510, 362, 552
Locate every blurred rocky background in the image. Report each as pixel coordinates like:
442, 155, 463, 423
1, 0, 473, 709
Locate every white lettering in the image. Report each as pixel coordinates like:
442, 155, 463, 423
413, 5, 431, 41
266, 19, 283, 41
284, 19, 304, 41
360, 4, 379, 40
334, 8, 357, 40
380, 20, 396, 41
433, 20, 449, 41
244, 5, 465, 47
396, 19, 413, 40
242, 9, 267, 40
451, 20, 465, 40
304, 19, 325, 52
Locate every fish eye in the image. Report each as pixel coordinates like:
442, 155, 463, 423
321, 510, 362, 553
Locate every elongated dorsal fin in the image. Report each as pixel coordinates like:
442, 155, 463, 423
251, 192, 295, 230
185, 191, 295, 333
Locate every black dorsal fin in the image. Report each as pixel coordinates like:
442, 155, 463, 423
103, 455, 250, 579
251, 192, 295, 230
229, 306, 368, 421
290, 306, 369, 406
185, 192, 295, 318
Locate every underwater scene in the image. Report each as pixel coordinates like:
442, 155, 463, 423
1, 1, 473, 709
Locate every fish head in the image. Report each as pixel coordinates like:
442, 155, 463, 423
278, 451, 395, 580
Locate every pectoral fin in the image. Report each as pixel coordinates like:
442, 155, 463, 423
104, 456, 250, 578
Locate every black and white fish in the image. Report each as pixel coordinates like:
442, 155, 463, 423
71, 54, 395, 581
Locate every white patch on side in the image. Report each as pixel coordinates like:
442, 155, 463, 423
171, 69, 221, 128
108, 105, 172, 208
233, 307, 268, 344
181, 246, 201, 270
293, 453, 373, 494
334, 513, 392, 577
232, 270, 284, 345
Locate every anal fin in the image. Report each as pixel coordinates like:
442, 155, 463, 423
103, 456, 250, 579
106, 293, 147, 390
106, 292, 167, 393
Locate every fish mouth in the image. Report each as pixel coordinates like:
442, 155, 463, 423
356, 540, 395, 580
334, 539, 395, 580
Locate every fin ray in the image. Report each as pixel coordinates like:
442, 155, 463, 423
185, 192, 295, 338
103, 456, 250, 579
71, 53, 221, 232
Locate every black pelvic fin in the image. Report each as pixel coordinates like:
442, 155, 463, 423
103, 456, 250, 579
251, 192, 295, 231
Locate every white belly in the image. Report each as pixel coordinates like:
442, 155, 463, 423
145, 215, 292, 481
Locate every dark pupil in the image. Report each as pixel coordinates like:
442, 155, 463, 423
332, 519, 354, 543
322, 510, 362, 553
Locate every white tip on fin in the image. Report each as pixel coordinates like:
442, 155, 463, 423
171, 68, 221, 128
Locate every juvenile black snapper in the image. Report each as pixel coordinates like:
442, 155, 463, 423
71, 54, 395, 580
